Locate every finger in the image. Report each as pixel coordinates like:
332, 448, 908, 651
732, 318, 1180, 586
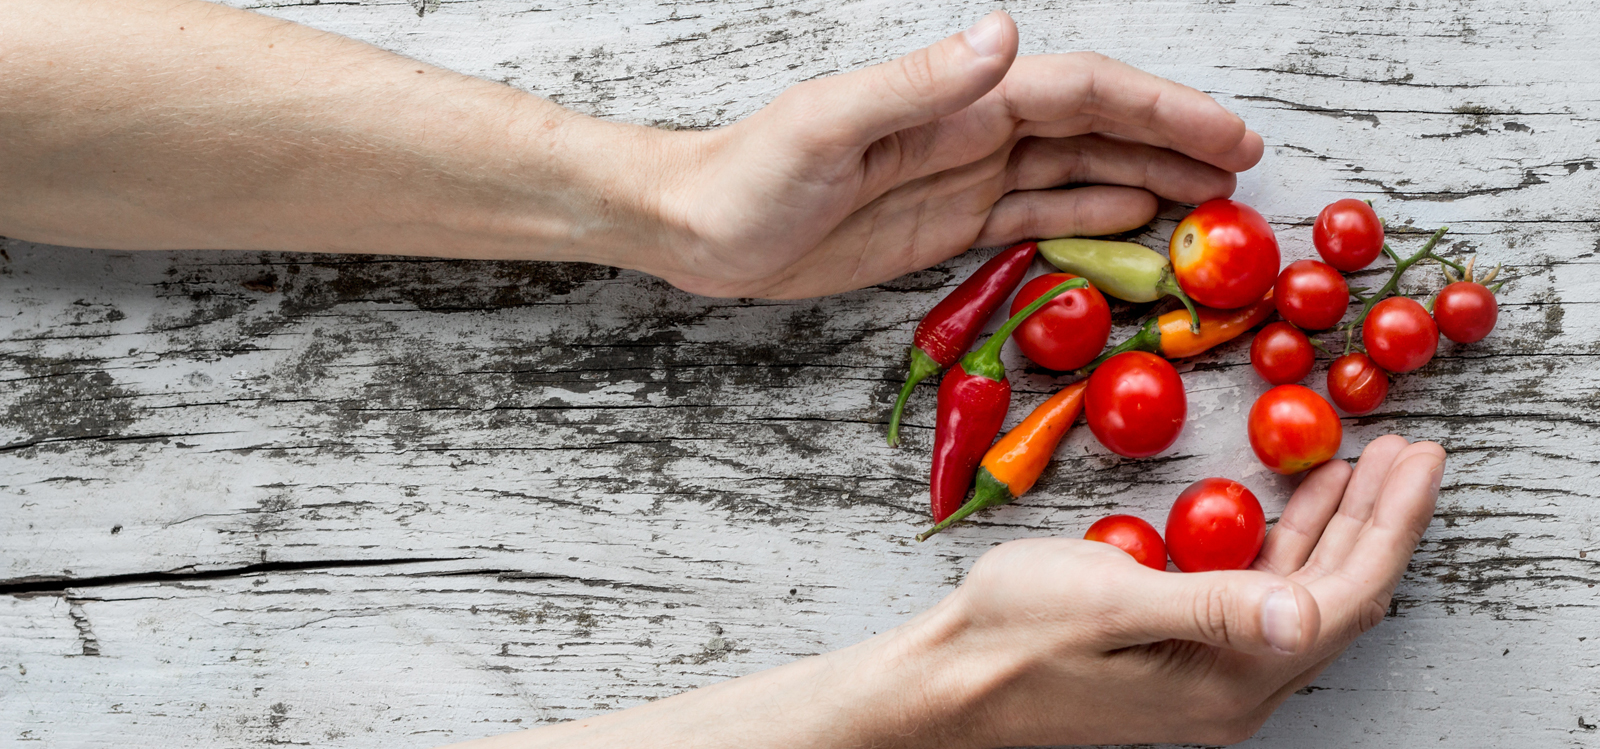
787, 11, 1017, 149
1099, 566, 1322, 657
1295, 434, 1410, 580
972, 185, 1157, 247
1005, 134, 1238, 204
1252, 459, 1352, 576
1305, 446, 1444, 653
1320, 445, 1445, 619
998, 53, 1263, 172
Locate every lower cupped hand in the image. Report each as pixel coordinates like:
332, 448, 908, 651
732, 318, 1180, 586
891, 435, 1444, 748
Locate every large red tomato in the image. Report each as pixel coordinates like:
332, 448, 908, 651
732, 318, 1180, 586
1327, 352, 1389, 415
1169, 199, 1281, 309
1313, 199, 1385, 271
1274, 259, 1349, 330
1164, 478, 1266, 572
1363, 296, 1438, 373
1248, 384, 1342, 474
1250, 322, 1315, 385
1085, 351, 1186, 458
1085, 515, 1167, 571
1010, 273, 1112, 371
1433, 281, 1499, 344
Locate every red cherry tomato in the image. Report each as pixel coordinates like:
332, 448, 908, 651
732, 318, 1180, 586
1248, 384, 1342, 474
1363, 296, 1438, 373
1010, 273, 1113, 371
1327, 352, 1389, 416
1250, 322, 1315, 385
1169, 199, 1281, 309
1433, 281, 1499, 344
1313, 199, 1385, 271
1085, 515, 1167, 571
1274, 259, 1349, 330
1164, 478, 1265, 572
1085, 351, 1187, 459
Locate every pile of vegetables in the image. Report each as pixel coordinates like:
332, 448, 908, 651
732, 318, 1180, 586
890, 198, 1504, 571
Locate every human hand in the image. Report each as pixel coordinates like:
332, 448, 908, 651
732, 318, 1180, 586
641, 11, 1263, 298
898, 435, 1444, 747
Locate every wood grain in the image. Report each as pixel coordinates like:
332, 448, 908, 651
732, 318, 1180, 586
2, 0, 1598, 746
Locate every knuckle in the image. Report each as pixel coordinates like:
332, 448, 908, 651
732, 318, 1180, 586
1192, 584, 1234, 646
893, 49, 943, 103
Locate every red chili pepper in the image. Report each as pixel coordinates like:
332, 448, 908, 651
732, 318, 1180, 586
886, 242, 1037, 447
929, 277, 1087, 521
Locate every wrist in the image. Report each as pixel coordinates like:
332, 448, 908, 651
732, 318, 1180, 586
828, 592, 1017, 749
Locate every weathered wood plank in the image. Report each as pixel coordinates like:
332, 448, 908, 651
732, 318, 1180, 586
3, 0, 1598, 746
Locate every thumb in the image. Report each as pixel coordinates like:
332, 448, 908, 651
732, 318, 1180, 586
803, 11, 1017, 145
1106, 568, 1322, 657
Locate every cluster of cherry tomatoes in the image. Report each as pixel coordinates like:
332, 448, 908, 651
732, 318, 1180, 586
1002, 198, 1502, 570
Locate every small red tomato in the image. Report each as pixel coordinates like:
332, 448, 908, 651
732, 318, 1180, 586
1274, 259, 1349, 330
1250, 322, 1315, 385
1165, 478, 1266, 572
1433, 281, 1499, 343
1313, 199, 1385, 271
1085, 351, 1187, 459
1248, 384, 1342, 475
1363, 296, 1438, 373
1085, 515, 1167, 571
1326, 352, 1389, 415
1010, 273, 1113, 371
1170, 199, 1281, 309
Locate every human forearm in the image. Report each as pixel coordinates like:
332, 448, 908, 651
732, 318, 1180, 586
444, 598, 994, 749
0, 0, 688, 265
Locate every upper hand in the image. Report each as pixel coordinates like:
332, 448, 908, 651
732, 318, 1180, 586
642, 11, 1263, 298
900, 435, 1444, 748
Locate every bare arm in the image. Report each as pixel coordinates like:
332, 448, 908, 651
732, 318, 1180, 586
2, 3, 1259, 298
0, 0, 679, 267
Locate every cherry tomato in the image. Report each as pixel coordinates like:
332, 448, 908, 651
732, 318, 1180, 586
1326, 352, 1389, 415
1085, 351, 1186, 459
1085, 515, 1167, 571
1010, 273, 1113, 371
1433, 281, 1499, 344
1164, 478, 1266, 572
1250, 322, 1315, 385
1313, 199, 1385, 271
1248, 384, 1342, 474
1363, 296, 1438, 373
1274, 259, 1349, 330
1169, 199, 1281, 309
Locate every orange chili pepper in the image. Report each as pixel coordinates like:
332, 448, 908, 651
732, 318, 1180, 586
917, 380, 1087, 541
1077, 290, 1276, 374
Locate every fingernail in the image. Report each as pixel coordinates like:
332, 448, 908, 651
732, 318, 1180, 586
962, 12, 1006, 58
1261, 589, 1302, 655
1429, 461, 1444, 499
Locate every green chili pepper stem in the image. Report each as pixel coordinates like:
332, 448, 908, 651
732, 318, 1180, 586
886, 347, 942, 447
1341, 226, 1450, 355
1074, 318, 1160, 377
960, 278, 1088, 381
916, 468, 1012, 541
1155, 269, 1202, 334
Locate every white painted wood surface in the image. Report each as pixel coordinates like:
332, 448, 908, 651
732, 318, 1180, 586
2, 0, 1598, 746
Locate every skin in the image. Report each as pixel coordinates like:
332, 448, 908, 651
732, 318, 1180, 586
0, 3, 1446, 746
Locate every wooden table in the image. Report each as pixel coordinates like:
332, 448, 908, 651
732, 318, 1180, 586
2, 1, 1596, 746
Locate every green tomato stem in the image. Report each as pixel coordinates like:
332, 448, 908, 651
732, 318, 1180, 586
1341, 226, 1450, 355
